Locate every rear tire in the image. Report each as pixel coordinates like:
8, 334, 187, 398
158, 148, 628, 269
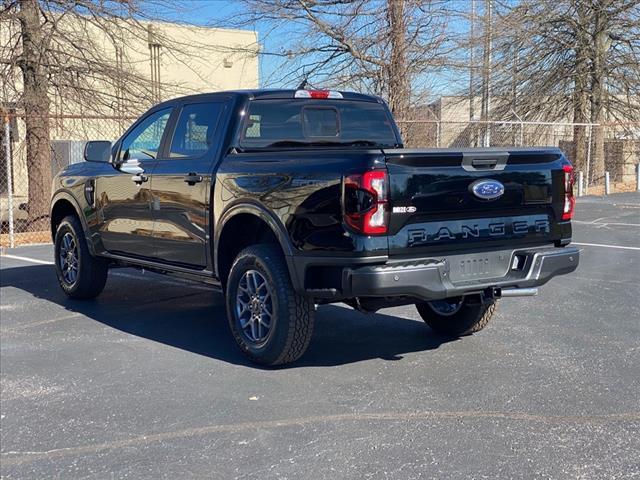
54, 215, 108, 299
416, 295, 496, 337
225, 244, 315, 366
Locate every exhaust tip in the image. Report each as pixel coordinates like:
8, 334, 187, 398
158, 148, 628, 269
494, 287, 539, 298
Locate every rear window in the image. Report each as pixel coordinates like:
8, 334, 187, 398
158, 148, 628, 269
240, 99, 398, 148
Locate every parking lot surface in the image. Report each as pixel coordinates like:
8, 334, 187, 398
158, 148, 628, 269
1, 193, 639, 479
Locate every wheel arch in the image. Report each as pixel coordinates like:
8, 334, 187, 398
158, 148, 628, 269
214, 203, 299, 291
50, 191, 94, 253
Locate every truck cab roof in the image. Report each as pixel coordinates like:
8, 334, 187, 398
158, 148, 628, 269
153, 89, 383, 109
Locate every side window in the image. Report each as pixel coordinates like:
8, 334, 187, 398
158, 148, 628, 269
169, 102, 224, 158
119, 108, 171, 162
245, 114, 261, 138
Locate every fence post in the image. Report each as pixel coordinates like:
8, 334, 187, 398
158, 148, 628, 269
484, 122, 491, 148
585, 124, 592, 195
636, 164, 639, 192
3, 115, 15, 248
519, 121, 524, 147
436, 121, 441, 148
577, 171, 584, 197
604, 171, 610, 195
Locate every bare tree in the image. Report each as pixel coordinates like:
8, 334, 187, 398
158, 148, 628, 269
486, 0, 640, 181
14, 0, 51, 230
386, 0, 410, 121
218, 0, 455, 131
1, 0, 161, 229
1, 0, 250, 230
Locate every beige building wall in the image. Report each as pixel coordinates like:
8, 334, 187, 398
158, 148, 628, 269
1, 17, 259, 209
44, 19, 260, 141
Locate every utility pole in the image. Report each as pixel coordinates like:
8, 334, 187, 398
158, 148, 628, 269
481, 0, 492, 147
469, 0, 476, 147
469, 0, 475, 122
148, 25, 162, 104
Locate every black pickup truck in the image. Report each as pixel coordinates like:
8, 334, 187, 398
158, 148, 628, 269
50, 89, 579, 365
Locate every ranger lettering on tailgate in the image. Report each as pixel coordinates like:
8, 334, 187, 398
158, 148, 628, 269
407, 216, 550, 247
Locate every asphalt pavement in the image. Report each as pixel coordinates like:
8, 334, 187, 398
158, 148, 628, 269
1, 192, 639, 479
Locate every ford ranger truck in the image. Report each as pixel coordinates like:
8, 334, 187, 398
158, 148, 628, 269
50, 89, 579, 365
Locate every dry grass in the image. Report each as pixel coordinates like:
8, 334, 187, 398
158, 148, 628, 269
0, 230, 51, 247
583, 181, 638, 196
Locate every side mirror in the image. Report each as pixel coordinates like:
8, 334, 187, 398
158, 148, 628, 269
84, 141, 112, 163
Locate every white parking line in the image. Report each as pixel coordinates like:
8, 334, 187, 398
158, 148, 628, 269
0, 253, 213, 290
1, 312, 85, 334
573, 220, 640, 227
573, 242, 640, 251
0, 254, 53, 265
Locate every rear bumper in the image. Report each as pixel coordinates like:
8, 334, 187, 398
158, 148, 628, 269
291, 246, 579, 302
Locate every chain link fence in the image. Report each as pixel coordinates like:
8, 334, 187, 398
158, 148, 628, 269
1, 114, 135, 247
398, 119, 640, 193
1, 114, 639, 247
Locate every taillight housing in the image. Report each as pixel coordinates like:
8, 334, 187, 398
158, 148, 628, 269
344, 170, 389, 235
562, 164, 575, 221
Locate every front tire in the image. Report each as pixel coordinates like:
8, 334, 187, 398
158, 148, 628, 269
416, 295, 497, 337
225, 244, 315, 366
54, 215, 108, 299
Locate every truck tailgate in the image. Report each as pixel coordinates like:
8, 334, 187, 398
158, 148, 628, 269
383, 148, 571, 257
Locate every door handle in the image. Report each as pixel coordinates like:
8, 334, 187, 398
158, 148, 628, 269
184, 173, 203, 186
132, 173, 148, 185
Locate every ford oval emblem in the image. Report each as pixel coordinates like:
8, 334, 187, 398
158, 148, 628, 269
470, 179, 505, 200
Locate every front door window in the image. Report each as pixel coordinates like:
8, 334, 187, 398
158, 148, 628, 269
119, 108, 171, 162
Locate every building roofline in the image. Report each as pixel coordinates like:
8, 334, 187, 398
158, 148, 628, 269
141, 18, 258, 37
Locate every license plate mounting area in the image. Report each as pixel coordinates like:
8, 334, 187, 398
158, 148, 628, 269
445, 250, 514, 284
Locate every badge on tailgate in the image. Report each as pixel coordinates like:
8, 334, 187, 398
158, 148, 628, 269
469, 179, 505, 201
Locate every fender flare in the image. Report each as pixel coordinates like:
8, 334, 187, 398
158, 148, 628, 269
214, 201, 299, 284
50, 190, 96, 255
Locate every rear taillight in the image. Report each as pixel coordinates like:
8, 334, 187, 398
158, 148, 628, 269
562, 164, 575, 221
344, 170, 389, 235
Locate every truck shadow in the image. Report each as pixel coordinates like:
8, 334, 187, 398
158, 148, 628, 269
1, 264, 455, 368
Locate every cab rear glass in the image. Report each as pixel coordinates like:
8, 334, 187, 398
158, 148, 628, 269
240, 99, 398, 148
